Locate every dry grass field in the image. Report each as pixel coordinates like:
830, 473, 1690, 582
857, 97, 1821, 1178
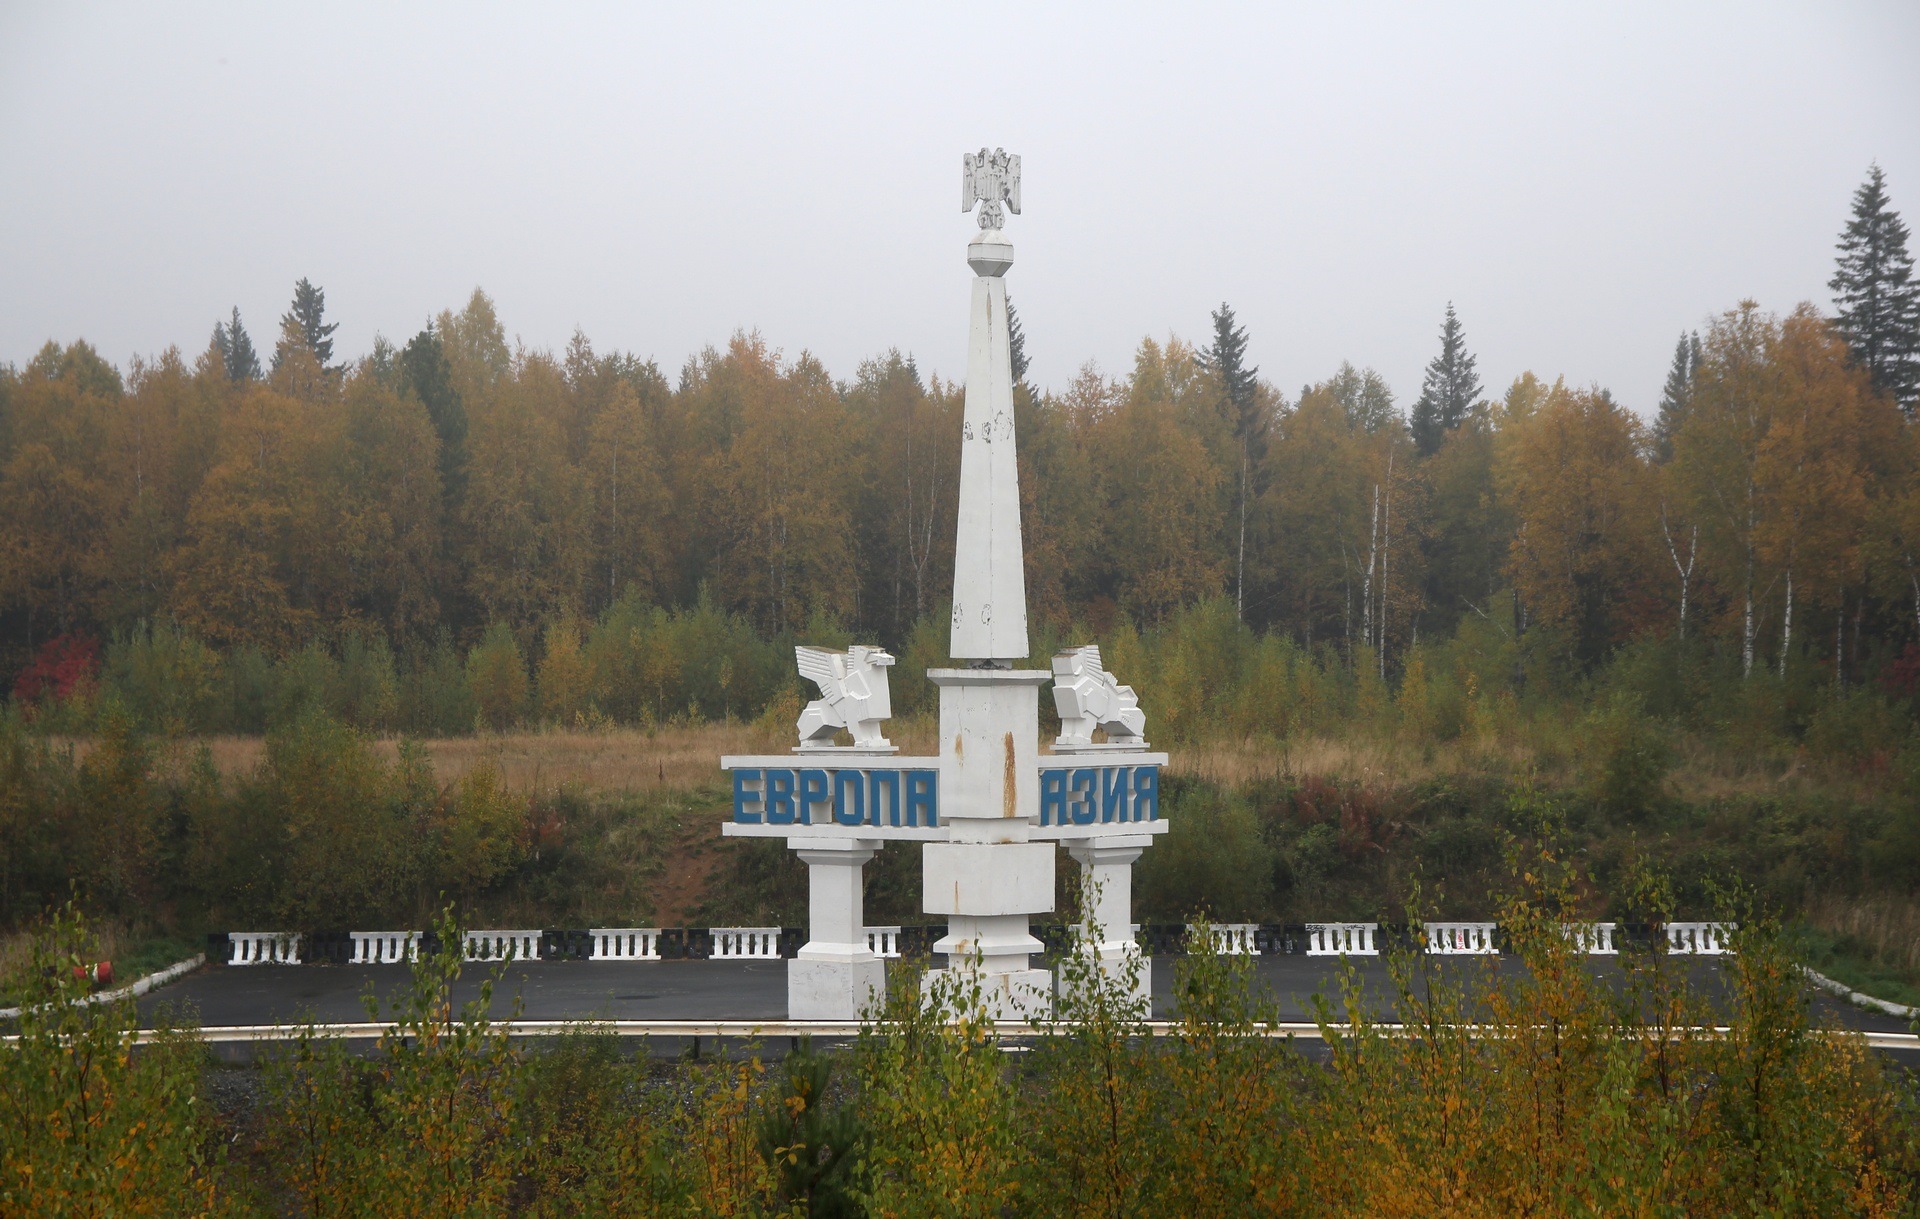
182, 723, 782, 792
159, 724, 1495, 793
64, 716, 1859, 805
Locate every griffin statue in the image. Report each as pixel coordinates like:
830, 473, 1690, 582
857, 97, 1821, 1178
794, 645, 897, 750
1050, 644, 1147, 748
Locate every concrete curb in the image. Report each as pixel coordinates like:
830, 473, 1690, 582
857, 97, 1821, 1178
1800, 965, 1918, 1022
0, 953, 205, 1021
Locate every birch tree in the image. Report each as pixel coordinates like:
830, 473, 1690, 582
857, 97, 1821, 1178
1675, 303, 1777, 678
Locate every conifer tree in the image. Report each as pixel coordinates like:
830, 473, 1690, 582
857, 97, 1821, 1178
210, 307, 261, 383
1652, 330, 1699, 463
1198, 302, 1264, 620
1006, 294, 1031, 385
1410, 303, 1481, 456
399, 324, 467, 503
274, 278, 340, 373
1830, 164, 1920, 412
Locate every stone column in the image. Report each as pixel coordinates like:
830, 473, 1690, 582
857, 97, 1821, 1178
1063, 835, 1152, 1005
788, 837, 885, 1019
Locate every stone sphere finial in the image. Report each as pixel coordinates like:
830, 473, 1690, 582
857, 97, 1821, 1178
967, 230, 1014, 278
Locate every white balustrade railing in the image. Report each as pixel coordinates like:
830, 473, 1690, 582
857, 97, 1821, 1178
349, 931, 419, 964
463, 930, 541, 962
1191, 922, 1260, 955
222, 920, 1695, 966
711, 927, 782, 960
1665, 921, 1736, 955
588, 928, 661, 961
228, 932, 301, 965
1426, 922, 1498, 955
1306, 923, 1379, 956
1560, 922, 1618, 955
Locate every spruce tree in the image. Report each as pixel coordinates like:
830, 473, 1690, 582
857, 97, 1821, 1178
1830, 164, 1920, 411
1652, 330, 1698, 463
1410, 303, 1481, 456
210, 307, 261, 382
1198, 302, 1265, 620
1006, 294, 1031, 384
275, 277, 340, 372
399, 323, 467, 500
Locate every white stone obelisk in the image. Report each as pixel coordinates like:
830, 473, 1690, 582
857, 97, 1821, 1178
923, 148, 1053, 1018
948, 247, 1027, 656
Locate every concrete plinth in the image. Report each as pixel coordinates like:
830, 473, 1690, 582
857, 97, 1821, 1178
924, 964, 1052, 1020
922, 667, 1055, 1018
789, 956, 886, 1020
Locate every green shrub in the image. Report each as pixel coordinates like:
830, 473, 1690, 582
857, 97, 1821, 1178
890, 610, 950, 720
332, 630, 400, 731
101, 619, 223, 734
438, 761, 528, 894
0, 706, 166, 925
1135, 780, 1272, 920
467, 621, 529, 731
534, 617, 589, 726
273, 641, 342, 729
222, 644, 276, 733
1804, 689, 1907, 770
399, 631, 478, 735
853, 962, 1020, 1216
1576, 693, 1674, 818
512, 1030, 675, 1215
756, 1039, 864, 1216
583, 592, 789, 725
266, 908, 520, 1216
227, 713, 429, 927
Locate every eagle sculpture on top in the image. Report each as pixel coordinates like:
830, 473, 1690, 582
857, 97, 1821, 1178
795, 645, 897, 750
1051, 645, 1146, 748
962, 147, 1021, 230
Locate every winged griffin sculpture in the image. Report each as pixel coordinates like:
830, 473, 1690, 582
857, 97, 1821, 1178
1051, 645, 1147, 748
795, 645, 897, 751
962, 147, 1021, 230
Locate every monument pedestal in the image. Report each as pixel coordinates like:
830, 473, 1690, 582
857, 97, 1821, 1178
923, 668, 1054, 1020
787, 838, 884, 1020
790, 956, 886, 1020
924, 844, 1055, 1019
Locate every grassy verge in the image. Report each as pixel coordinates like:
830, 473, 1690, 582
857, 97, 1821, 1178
9, 716, 1919, 1009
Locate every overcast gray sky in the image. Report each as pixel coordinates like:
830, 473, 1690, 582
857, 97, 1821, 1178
3, 3, 1917, 414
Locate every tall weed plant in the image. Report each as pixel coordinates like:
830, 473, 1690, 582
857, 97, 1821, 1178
0, 905, 228, 1216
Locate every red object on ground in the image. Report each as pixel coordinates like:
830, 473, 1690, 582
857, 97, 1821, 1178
70, 961, 113, 987
12, 633, 101, 704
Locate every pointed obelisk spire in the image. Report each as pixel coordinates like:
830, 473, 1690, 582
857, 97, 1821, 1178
951, 147, 1028, 662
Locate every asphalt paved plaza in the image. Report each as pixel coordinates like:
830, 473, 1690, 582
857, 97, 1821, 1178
135, 953, 1913, 1040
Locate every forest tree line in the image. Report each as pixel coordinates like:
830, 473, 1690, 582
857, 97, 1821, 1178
3, 167, 1918, 720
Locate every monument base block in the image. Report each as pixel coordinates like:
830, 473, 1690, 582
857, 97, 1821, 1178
788, 956, 885, 1020
922, 966, 1053, 1020
1057, 948, 1151, 1009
